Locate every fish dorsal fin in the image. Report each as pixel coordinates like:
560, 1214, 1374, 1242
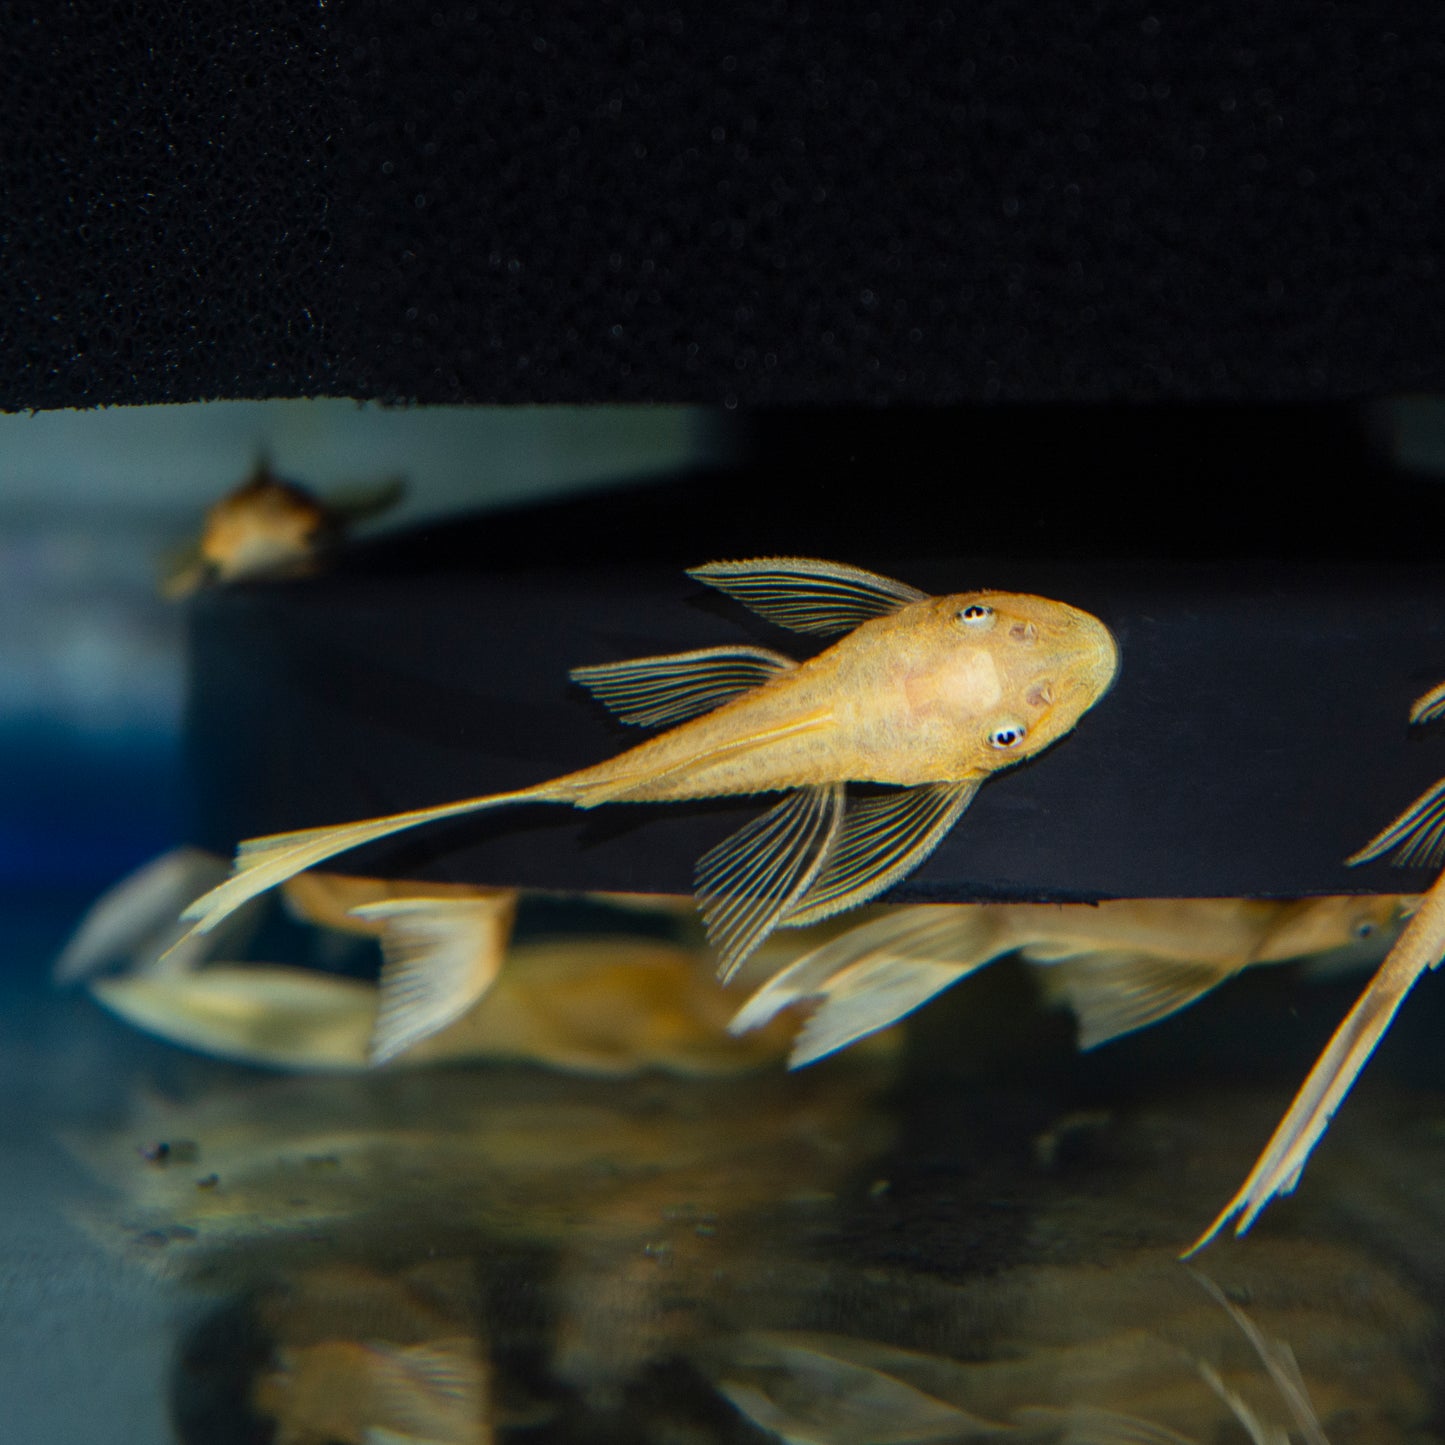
1347, 776, 1445, 870
783, 782, 980, 928
352, 897, 513, 1063
1411, 679, 1445, 725
689, 557, 928, 636
696, 785, 845, 981
732, 905, 1008, 1067
1036, 951, 1228, 1049
569, 645, 795, 728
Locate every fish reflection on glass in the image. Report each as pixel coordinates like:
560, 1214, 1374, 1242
57, 855, 520, 1067
244, 1260, 494, 1445
91, 935, 804, 1076
256, 1337, 489, 1445
177, 558, 1119, 979
161, 462, 403, 597
731, 895, 1409, 1067
1192, 674, 1445, 1252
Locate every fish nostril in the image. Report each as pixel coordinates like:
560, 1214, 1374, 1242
1010, 621, 1037, 643
1026, 682, 1054, 709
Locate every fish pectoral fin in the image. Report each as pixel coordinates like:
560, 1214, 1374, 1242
696, 784, 845, 981
1346, 774, 1445, 870
732, 904, 1006, 1065
353, 897, 514, 1063
569, 645, 795, 728
688, 556, 928, 636
1036, 951, 1230, 1049
782, 781, 981, 928
1411, 679, 1445, 725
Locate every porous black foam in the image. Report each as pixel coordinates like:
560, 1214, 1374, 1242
7, 4, 1445, 407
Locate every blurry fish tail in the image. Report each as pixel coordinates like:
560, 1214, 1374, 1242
730, 903, 1011, 1067
176, 783, 563, 942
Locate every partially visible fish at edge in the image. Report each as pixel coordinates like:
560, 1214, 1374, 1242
730, 895, 1409, 1069
176, 558, 1120, 980
1189, 674, 1445, 1254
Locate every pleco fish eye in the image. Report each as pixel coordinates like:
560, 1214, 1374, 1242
177, 557, 1118, 984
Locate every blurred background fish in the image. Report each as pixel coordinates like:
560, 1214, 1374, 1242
160, 461, 404, 597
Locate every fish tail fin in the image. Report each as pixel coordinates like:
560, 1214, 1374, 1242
176, 785, 556, 942
1183, 869, 1445, 1258
730, 904, 1008, 1067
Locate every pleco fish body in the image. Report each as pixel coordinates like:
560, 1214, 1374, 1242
180, 559, 1118, 978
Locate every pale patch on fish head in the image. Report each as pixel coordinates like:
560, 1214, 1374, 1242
920, 590, 1119, 769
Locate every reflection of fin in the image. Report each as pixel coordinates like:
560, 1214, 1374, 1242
54, 848, 236, 984
354, 898, 512, 1064
1012, 1406, 1199, 1445
789, 959, 976, 1068
1186, 869, 1445, 1255
786, 781, 980, 925
697, 785, 845, 980
714, 1332, 1005, 1445
1346, 775, 1445, 869
1409, 679, 1445, 725
570, 645, 794, 728
689, 557, 927, 635
283, 872, 516, 939
731, 905, 1006, 1064
1037, 952, 1229, 1049
1189, 1272, 1327, 1445
367, 1337, 487, 1437
89, 967, 376, 1069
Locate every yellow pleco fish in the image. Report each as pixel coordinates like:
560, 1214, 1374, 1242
180, 558, 1119, 978
731, 895, 1408, 1068
1190, 676, 1445, 1252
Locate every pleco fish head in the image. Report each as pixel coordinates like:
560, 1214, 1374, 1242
927, 590, 1120, 767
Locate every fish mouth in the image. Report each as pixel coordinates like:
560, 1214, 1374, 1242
1057, 608, 1121, 706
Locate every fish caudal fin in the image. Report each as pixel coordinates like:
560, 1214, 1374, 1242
178, 787, 552, 941
688, 557, 928, 635
570, 645, 795, 727
731, 904, 1008, 1066
1036, 951, 1232, 1050
355, 896, 515, 1064
783, 781, 981, 928
1185, 867, 1445, 1256
696, 784, 845, 981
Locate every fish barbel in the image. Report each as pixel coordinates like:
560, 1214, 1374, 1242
180, 558, 1119, 977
